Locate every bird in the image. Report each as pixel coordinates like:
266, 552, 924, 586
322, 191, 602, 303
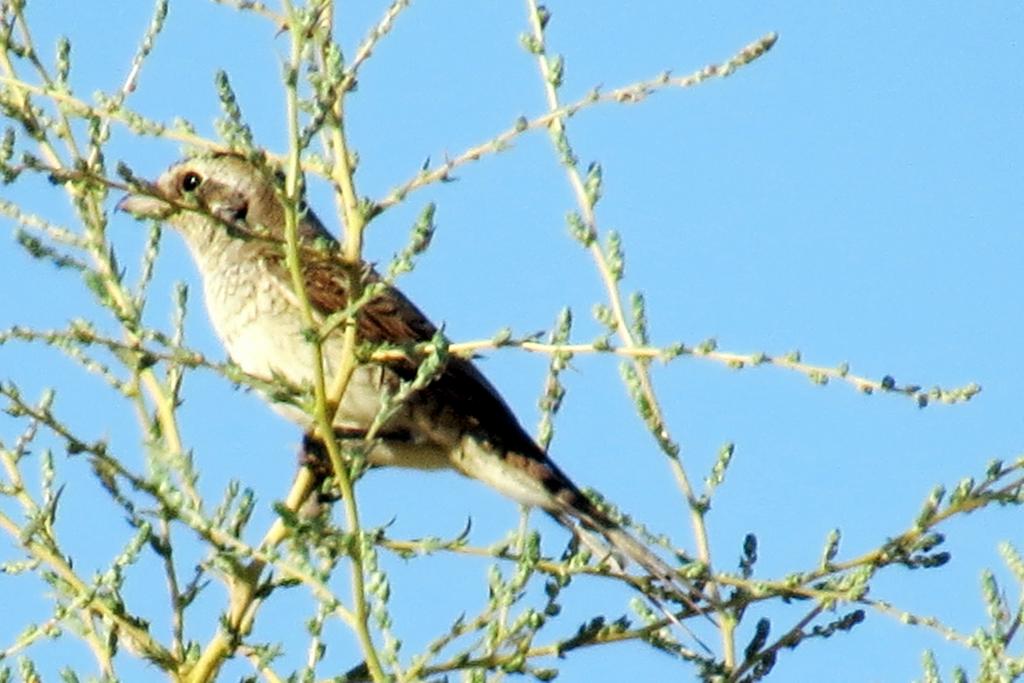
118, 151, 699, 607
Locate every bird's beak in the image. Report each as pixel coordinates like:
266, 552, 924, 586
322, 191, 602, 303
116, 187, 172, 220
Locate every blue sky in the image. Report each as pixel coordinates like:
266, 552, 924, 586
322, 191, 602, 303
1, 2, 1022, 681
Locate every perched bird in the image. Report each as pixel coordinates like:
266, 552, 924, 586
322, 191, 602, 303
119, 152, 694, 601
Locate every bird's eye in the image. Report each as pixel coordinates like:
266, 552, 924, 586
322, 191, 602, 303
180, 171, 203, 193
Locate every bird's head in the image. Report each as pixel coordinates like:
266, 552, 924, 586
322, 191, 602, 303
117, 152, 334, 249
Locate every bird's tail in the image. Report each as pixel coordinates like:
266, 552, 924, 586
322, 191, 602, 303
449, 433, 708, 616
553, 502, 709, 620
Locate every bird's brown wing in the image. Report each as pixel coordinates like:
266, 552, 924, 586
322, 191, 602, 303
298, 252, 540, 455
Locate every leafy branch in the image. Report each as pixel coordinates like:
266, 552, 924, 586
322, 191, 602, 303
0, 0, 1012, 682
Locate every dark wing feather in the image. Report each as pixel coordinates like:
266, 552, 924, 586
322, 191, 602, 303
298, 249, 544, 461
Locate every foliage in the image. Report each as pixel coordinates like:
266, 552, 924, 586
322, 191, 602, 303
0, 1, 1017, 681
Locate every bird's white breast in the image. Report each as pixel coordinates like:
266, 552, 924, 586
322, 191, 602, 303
194, 246, 386, 431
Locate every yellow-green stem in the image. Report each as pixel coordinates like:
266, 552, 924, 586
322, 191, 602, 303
524, 0, 731, 665
276, 3, 387, 681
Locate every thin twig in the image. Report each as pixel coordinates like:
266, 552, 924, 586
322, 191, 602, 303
375, 31, 778, 212
523, 0, 735, 664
